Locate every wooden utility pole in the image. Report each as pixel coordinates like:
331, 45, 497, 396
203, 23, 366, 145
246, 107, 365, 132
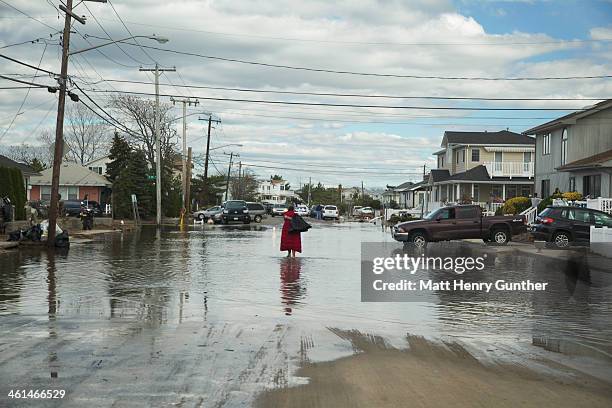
237, 161, 242, 199
186, 147, 192, 211
170, 96, 198, 210
139, 64, 176, 225
198, 115, 221, 181
361, 181, 364, 201
224, 152, 237, 201
47, 0, 89, 245
307, 177, 311, 206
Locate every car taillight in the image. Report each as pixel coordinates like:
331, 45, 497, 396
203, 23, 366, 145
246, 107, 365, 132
540, 216, 554, 224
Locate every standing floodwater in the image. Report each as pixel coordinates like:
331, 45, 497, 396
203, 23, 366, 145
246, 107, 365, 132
1, 223, 611, 407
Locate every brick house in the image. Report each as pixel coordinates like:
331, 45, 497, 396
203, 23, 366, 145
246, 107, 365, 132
29, 163, 111, 204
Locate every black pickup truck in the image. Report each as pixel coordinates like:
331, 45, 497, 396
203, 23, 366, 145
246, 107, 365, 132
392, 204, 526, 248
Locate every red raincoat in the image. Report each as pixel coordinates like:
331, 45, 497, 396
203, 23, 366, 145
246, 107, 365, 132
280, 209, 302, 252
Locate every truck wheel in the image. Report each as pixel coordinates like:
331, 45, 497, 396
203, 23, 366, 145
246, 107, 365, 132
198, 213, 206, 221
552, 231, 570, 248
409, 231, 427, 249
254, 215, 262, 223
492, 228, 509, 246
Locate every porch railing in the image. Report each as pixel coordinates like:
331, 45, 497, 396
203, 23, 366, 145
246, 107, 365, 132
484, 161, 534, 178
587, 198, 612, 214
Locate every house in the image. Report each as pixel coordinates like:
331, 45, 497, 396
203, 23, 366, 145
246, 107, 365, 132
29, 163, 112, 204
523, 99, 612, 199
394, 181, 415, 208
85, 155, 112, 176
257, 179, 295, 204
0, 155, 41, 200
428, 130, 535, 212
340, 186, 361, 202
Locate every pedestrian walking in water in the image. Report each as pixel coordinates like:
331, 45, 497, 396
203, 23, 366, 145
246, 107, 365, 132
280, 205, 302, 257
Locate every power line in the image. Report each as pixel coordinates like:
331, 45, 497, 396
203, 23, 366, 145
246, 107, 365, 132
222, 157, 427, 171
107, 0, 157, 65
0, 52, 56, 75
95, 17, 612, 47
1, 43, 48, 141
0, 0, 59, 31
81, 77, 609, 101
80, 88, 586, 111
117, 41, 612, 81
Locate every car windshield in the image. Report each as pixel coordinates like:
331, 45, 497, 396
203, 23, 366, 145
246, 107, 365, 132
274, 204, 286, 208
225, 201, 246, 209
208, 207, 219, 211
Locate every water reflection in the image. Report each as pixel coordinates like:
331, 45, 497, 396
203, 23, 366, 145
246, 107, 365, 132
279, 258, 305, 315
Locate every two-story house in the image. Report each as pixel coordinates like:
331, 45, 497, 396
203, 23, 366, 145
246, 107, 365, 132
427, 130, 535, 212
257, 179, 295, 204
523, 99, 612, 200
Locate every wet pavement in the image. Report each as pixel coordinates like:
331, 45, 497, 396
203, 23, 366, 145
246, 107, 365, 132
1, 222, 611, 407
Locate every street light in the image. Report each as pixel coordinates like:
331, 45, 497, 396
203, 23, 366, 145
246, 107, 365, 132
209, 143, 243, 151
69, 35, 168, 55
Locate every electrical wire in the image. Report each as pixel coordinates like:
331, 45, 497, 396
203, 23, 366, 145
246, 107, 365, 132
80, 88, 586, 111
84, 77, 609, 101
95, 17, 612, 47
1, 43, 48, 141
117, 41, 612, 81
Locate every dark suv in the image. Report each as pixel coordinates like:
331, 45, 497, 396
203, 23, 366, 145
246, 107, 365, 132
530, 206, 612, 248
61, 200, 83, 217
221, 200, 251, 224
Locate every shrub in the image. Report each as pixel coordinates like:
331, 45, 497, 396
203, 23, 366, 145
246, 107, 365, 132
538, 196, 553, 213
562, 191, 583, 201
496, 196, 530, 215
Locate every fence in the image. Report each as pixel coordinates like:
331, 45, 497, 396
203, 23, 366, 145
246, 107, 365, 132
590, 226, 612, 258
587, 198, 612, 214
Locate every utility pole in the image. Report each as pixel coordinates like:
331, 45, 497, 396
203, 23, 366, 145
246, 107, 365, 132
139, 63, 176, 225
170, 96, 198, 210
224, 152, 238, 201
186, 147, 192, 211
198, 115, 221, 181
237, 161, 242, 199
361, 181, 364, 201
47, 0, 89, 246
307, 177, 311, 206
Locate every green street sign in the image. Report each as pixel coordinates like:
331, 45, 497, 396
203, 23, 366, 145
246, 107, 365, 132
147, 175, 156, 180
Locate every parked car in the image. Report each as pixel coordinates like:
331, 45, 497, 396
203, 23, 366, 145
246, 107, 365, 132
322, 205, 339, 220
83, 200, 103, 217
271, 203, 288, 216
530, 206, 612, 248
193, 206, 223, 221
392, 204, 526, 248
221, 200, 250, 224
352, 206, 363, 216
246, 202, 266, 222
360, 207, 374, 218
296, 204, 309, 216
263, 202, 275, 215
61, 200, 83, 217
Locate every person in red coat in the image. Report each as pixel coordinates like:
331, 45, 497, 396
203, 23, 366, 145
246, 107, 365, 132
280, 205, 302, 257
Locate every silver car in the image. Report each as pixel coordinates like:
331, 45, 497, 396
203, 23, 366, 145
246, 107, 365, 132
193, 206, 223, 221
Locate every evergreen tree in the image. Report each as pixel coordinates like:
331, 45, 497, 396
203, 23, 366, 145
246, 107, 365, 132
29, 158, 45, 172
106, 132, 132, 182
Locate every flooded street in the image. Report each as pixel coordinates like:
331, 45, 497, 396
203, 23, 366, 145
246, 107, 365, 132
1, 222, 612, 407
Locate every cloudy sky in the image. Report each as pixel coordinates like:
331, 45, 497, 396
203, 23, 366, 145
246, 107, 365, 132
1, 0, 611, 189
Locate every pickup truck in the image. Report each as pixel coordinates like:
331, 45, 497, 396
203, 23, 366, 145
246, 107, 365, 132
392, 204, 526, 248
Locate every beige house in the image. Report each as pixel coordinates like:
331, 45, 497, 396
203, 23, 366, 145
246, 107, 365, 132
427, 130, 535, 212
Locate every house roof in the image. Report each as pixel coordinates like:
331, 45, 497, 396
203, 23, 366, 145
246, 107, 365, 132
557, 148, 612, 171
30, 163, 111, 187
394, 181, 414, 191
0, 155, 41, 177
85, 155, 111, 166
430, 169, 450, 183
523, 99, 612, 135
443, 130, 535, 146
409, 180, 428, 191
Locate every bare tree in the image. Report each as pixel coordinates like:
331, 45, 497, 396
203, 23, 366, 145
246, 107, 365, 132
0, 143, 50, 169
231, 169, 259, 201
63, 104, 110, 164
110, 95, 177, 169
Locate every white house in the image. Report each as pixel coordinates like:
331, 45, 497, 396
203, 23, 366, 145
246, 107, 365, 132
257, 179, 295, 204
85, 155, 112, 176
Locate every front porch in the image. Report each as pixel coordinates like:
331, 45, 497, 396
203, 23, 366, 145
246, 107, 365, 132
429, 181, 534, 213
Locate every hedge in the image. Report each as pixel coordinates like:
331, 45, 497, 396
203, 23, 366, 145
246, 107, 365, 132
495, 196, 531, 215
0, 166, 26, 220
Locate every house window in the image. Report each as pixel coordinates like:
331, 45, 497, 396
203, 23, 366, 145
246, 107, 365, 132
89, 166, 103, 175
541, 179, 550, 198
41, 186, 51, 201
67, 186, 78, 200
438, 156, 445, 168
583, 175, 601, 198
461, 150, 465, 163
473, 184, 479, 202
561, 129, 568, 165
456, 152, 460, 164
569, 177, 576, 192
280, 185, 285, 191
471, 149, 479, 162
520, 185, 531, 197
506, 185, 517, 199
542, 133, 550, 155
491, 185, 503, 200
